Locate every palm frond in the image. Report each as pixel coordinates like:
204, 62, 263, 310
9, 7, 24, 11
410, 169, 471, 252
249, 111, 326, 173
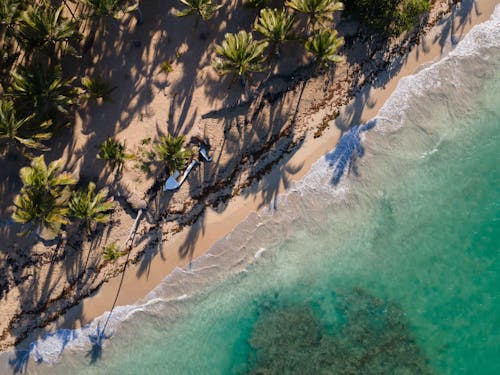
81, 75, 115, 102
15, 3, 79, 56
0, 98, 52, 155
69, 181, 115, 234
154, 134, 194, 174
254, 8, 296, 43
98, 137, 132, 171
305, 28, 344, 68
12, 155, 77, 238
176, 0, 222, 21
9, 64, 76, 121
212, 31, 269, 80
80, 0, 138, 19
285, 0, 343, 30
0, 0, 23, 28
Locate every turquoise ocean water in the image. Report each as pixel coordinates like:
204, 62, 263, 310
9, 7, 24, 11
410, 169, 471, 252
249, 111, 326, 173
3, 6, 500, 375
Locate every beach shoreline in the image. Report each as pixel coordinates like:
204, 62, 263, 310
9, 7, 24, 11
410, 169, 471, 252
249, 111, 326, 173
1, 0, 498, 354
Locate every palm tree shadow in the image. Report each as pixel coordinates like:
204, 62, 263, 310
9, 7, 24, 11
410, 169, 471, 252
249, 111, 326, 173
85, 322, 110, 365
7, 349, 30, 374
326, 119, 376, 185
178, 212, 206, 262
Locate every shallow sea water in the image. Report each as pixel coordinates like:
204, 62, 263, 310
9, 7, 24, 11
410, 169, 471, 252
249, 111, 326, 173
6, 6, 500, 375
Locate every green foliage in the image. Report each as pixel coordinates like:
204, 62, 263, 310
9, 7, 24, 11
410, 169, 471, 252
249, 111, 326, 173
69, 181, 115, 234
153, 134, 194, 174
0, 0, 23, 28
103, 241, 121, 261
80, 0, 139, 19
212, 31, 269, 82
9, 64, 76, 121
160, 60, 174, 74
396, 0, 430, 32
15, 3, 79, 56
253, 8, 296, 55
133, 137, 156, 174
244, 0, 268, 8
244, 0, 268, 9
343, 0, 429, 35
285, 0, 343, 31
176, 0, 222, 21
81, 75, 115, 102
0, 98, 52, 156
98, 137, 131, 171
12, 155, 77, 238
305, 28, 344, 68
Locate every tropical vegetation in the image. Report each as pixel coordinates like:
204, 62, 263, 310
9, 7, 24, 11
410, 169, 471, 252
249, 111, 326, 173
176, 0, 222, 21
154, 134, 194, 175
285, 0, 343, 32
69, 182, 116, 234
80, 0, 139, 20
212, 30, 269, 86
14, 3, 79, 58
81, 75, 115, 102
9, 64, 76, 122
305, 28, 344, 68
98, 137, 130, 172
0, 98, 51, 156
12, 155, 77, 238
103, 241, 121, 261
253, 8, 296, 56
343, 0, 429, 35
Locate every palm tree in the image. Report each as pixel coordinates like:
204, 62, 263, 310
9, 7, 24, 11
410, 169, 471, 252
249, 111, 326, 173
305, 28, 344, 69
81, 75, 115, 102
285, 0, 343, 32
0, 98, 51, 156
244, 0, 268, 9
98, 137, 131, 172
69, 182, 116, 234
0, 0, 22, 82
80, 0, 139, 20
154, 134, 194, 175
0, 40, 19, 89
253, 8, 296, 56
9, 64, 76, 121
175, 0, 222, 21
0, 0, 23, 32
212, 31, 269, 87
15, 2, 79, 57
12, 155, 77, 238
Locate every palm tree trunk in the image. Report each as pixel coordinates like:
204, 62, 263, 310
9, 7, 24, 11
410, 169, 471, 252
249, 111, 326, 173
62, 0, 77, 20
240, 75, 250, 99
101, 209, 143, 334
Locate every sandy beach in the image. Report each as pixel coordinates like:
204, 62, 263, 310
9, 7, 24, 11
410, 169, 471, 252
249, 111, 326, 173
1, 0, 498, 354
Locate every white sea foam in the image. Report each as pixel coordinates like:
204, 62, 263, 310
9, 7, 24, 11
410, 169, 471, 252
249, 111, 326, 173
375, 5, 500, 135
7, 4, 500, 368
254, 248, 267, 259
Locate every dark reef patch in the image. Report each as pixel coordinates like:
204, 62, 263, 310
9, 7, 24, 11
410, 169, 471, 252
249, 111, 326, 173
244, 287, 434, 374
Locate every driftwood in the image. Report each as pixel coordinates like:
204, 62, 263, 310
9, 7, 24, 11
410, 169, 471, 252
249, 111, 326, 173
119, 209, 143, 252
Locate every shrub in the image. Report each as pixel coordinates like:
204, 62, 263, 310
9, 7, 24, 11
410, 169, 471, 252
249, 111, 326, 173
98, 137, 132, 171
103, 241, 121, 261
81, 76, 115, 102
343, 0, 429, 35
